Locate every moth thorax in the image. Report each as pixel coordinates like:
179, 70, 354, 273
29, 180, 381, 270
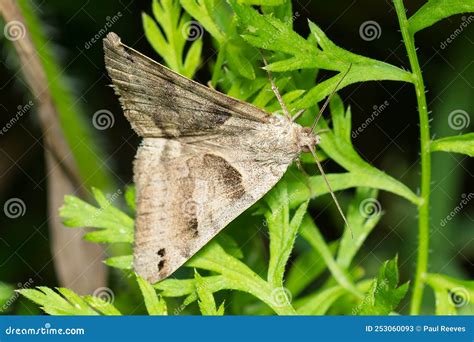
296, 126, 320, 153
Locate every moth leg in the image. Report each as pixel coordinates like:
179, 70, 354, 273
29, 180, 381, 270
260, 53, 292, 121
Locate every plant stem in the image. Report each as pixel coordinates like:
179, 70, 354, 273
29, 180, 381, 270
393, 0, 431, 315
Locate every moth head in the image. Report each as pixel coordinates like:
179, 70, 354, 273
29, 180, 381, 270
296, 126, 320, 153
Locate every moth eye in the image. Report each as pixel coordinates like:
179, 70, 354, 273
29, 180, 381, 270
157, 259, 166, 271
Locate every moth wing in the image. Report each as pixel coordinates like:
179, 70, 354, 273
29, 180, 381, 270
134, 137, 296, 283
104, 32, 303, 283
104, 32, 270, 138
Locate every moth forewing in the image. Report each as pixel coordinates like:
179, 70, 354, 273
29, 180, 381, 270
104, 32, 313, 283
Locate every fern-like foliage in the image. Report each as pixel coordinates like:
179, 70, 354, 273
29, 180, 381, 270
19, 0, 474, 316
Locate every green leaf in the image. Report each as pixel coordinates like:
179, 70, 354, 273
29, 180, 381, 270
216, 233, 244, 259
431, 133, 474, 157
354, 256, 409, 315
293, 24, 412, 106
430, 285, 458, 315
180, 0, 227, 42
183, 38, 203, 77
252, 77, 290, 109
264, 180, 308, 287
227, 76, 267, 100
261, 0, 293, 20
426, 273, 474, 314
299, 215, 361, 297
124, 185, 136, 213
240, 0, 286, 5
408, 0, 474, 34
154, 275, 231, 311
232, 3, 412, 103
187, 242, 296, 315
137, 275, 168, 315
285, 242, 338, 297
195, 271, 224, 315
330, 95, 352, 144
337, 188, 382, 269
0, 282, 14, 311
286, 171, 421, 210
83, 296, 122, 315
143, 12, 171, 64
143, 0, 203, 77
231, 0, 316, 55
226, 44, 256, 79
104, 255, 133, 270
296, 286, 348, 315
284, 97, 421, 204
19, 287, 121, 315
59, 188, 134, 244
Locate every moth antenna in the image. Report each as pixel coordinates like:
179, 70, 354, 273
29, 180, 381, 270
260, 52, 292, 121
311, 64, 352, 132
308, 145, 354, 239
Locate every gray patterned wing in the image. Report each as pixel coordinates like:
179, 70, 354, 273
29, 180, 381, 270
103, 32, 270, 138
133, 137, 296, 283
104, 32, 303, 283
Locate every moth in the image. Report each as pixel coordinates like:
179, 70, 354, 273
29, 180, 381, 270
104, 32, 349, 284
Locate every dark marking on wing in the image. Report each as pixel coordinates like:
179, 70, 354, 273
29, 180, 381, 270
157, 248, 166, 257
157, 259, 166, 271
151, 84, 231, 137
187, 217, 199, 237
203, 154, 245, 199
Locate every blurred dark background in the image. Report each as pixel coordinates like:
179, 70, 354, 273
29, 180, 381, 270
0, 0, 472, 314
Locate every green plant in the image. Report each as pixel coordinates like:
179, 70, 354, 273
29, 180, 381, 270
20, 0, 473, 315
